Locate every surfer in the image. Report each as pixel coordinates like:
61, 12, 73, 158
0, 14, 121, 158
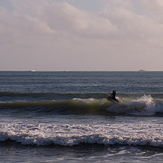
110, 90, 116, 100
106, 90, 119, 102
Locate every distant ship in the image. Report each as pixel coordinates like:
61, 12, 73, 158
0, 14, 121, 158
138, 69, 146, 72
30, 70, 36, 72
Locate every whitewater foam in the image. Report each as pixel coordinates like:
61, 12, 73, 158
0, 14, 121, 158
127, 95, 156, 115
107, 95, 163, 116
1, 122, 163, 147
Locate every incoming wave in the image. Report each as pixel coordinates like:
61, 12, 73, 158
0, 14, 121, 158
0, 95, 163, 116
0, 98, 110, 115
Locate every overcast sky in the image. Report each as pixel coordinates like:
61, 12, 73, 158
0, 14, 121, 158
0, 0, 163, 71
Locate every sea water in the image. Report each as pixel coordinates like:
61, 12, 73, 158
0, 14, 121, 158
0, 71, 163, 163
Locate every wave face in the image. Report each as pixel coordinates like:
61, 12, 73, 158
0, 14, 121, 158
1, 122, 163, 147
0, 95, 163, 117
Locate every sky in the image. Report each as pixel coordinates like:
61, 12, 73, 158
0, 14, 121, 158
0, 0, 163, 71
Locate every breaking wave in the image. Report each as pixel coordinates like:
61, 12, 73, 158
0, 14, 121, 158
0, 95, 163, 117
107, 95, 163, 116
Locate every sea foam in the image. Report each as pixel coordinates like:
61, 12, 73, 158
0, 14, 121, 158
0, 122, 163, 147
107, 95, 163, 116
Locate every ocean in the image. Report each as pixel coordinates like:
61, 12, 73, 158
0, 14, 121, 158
0, 71, 163, 162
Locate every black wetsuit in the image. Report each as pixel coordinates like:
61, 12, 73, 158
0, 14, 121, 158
110, 90, 116, 99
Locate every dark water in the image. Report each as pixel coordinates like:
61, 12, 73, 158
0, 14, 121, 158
0, 71, 163, 162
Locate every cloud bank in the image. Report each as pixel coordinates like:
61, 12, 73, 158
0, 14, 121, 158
0, 0, 163, 71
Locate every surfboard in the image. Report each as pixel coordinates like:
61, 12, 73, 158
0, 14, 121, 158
106, 95, 119, 103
